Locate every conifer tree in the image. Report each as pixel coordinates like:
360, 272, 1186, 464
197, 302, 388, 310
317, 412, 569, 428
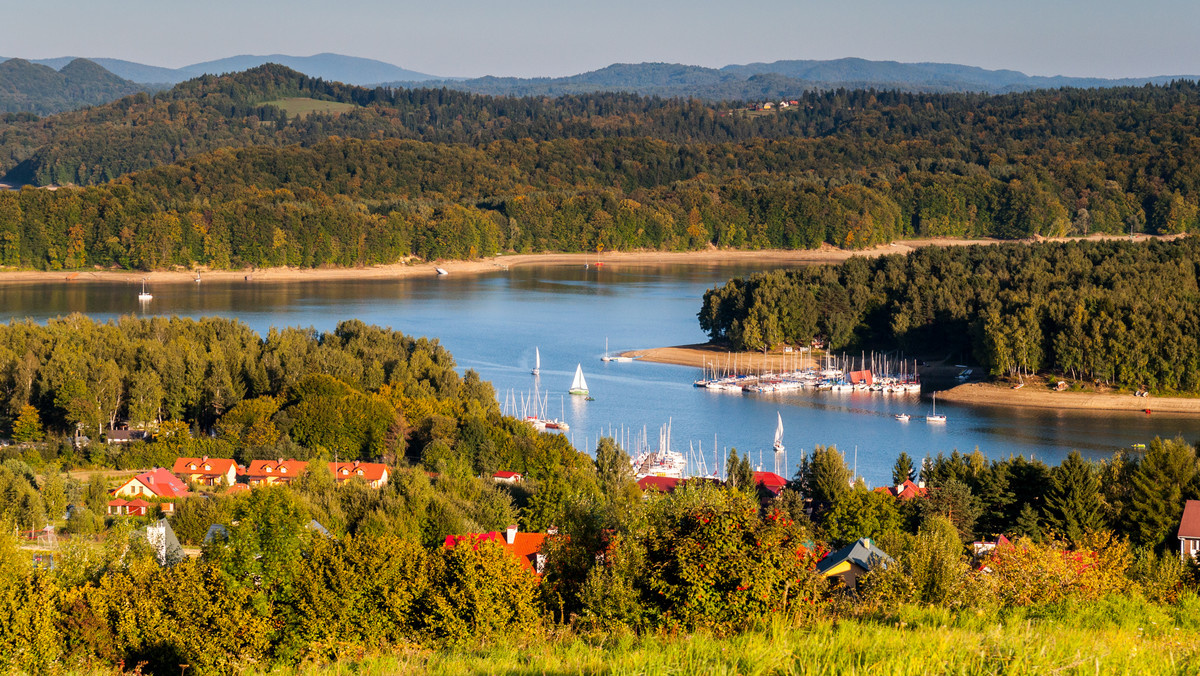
1127, 437, 1200, 549
892, 452, 915, 485
805, 445, 851, 515
1043, 450, 1103, 545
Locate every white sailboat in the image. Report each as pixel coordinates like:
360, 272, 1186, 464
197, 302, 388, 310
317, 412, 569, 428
531, 347, 540, 376
772, 412, 787, 476
601, 337, 612, 362
773, 412, 785, 454
137, 279, 153, 302
925, 392, 946, 423
568, 363, 590, 396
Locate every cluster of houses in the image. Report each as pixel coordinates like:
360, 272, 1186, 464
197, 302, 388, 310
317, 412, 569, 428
106, 456, 392, 517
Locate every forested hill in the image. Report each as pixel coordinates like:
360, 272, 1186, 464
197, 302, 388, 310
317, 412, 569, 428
0, 58, 149, 116
2, 67, 1200, 270
698, 238, 1200, 394
6, 64, 1200, 188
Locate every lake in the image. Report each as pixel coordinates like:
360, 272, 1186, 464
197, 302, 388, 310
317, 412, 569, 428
2, 262, 1197, 486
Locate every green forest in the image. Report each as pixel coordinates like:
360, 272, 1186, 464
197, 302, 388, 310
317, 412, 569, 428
0, 66, 1199, 269
700, 238, 1200, 394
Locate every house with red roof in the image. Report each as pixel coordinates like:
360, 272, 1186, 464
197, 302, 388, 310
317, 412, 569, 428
753, 471, 789, 496
244, 459, 309, 486
329, 461, 390, 488
113, 468, 189, 500
1179, 500, 1200, 560
106, 497, 151, 516
443, 525, 548, 574
872, 479, 928, 501
492, 471, 524, 484
172, 456, 239, 486
637, 475, 682, 493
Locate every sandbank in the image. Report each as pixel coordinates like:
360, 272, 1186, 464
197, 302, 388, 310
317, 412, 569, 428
936, 382, 1200, 415
621, 344, 816, 371
0, 233, 1176, 285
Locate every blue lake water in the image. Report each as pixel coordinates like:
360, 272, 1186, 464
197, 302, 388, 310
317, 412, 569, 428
2, 261, 1197, 486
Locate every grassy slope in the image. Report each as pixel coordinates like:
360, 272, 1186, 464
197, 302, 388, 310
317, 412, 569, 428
265, 599, 1200, 676
260, 97, 359, 118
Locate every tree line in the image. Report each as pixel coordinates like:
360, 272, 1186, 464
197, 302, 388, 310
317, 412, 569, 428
700, 238, 1200, 393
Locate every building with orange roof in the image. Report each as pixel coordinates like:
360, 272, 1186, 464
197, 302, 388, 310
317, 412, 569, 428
113, 468, 189, 500
172, 456, 239, 486
443, 525, 548, 575
872, 479, 928, 501
1179, 500, 1200, 560
329, 461, 390, 488
244, 459, 309, 486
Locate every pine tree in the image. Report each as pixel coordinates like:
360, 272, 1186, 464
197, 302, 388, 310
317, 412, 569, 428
1014, 503, 1043, 541
725, 449, 754, 492
1043, 450, 1103, 545
1127, 437, 1200, 549
805, 445, 851, 514
892, 452, 915, 485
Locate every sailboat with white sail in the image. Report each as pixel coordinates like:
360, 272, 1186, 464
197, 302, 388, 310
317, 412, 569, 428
772, 412, 788, 476
926, 392, 947, 423
137, 279, 153, 302
568, 363, 590, 396
531, 347, 540, 376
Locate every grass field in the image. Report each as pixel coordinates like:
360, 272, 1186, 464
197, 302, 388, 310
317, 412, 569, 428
263, 97, 360, 118
265, 598, 1200, 676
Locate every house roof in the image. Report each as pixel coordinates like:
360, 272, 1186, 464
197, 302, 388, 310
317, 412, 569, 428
817, 538, 894, 574
172, 456, 237, 476
125, 498, 150, 508
1179, 500, 1200, 539
443, 531, 548, 574
637, 476, 682, 493
873, 480, 928, 501
107, 498, 128, 507
113, 468, 189, 499
493, 470, 522, 479
754, 471, 789, 492
244, 459, 309, 478
329, 461, 389, 483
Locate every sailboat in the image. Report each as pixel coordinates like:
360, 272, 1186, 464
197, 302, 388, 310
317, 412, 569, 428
568, 363, 590, 396
137, 279, 153, 302
531, 347, 540, 377
773, 412, 785, 454
601, 337, 612, 362
925, 392, 946, 423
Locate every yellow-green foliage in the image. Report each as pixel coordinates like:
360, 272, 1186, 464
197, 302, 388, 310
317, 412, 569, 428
424, 537, 540, 644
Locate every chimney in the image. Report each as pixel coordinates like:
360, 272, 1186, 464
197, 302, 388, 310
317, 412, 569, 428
201, 456, 208, 463
505, 525, 517, 545
147, 474, 155, 485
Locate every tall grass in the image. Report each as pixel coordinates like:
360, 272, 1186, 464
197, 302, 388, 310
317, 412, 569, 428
270, 603, 1200, 676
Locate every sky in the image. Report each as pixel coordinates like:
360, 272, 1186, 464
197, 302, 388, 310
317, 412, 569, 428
3, 0, 1197, 79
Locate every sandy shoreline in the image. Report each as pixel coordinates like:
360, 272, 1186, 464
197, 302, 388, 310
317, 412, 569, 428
621, 344, 816, 371
0, 234, 1174, 285
937, 382, 1200, 415
623, 345, 1200, 415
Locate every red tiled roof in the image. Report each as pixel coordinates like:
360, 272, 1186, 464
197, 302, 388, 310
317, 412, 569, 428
329, 461, 389, 483
172, 456, 237, 477
125, 498, 150, 508
493, 471, 522, 479
443, 531, 548, 574
753, 471, 789, 490
876, 480, 928, 501
637, 476, 682, 493
138, 468, 189, 497
107, 498, 128, 507
245, 459, 309, 478
227, 484, 250, 493
1179, 500, 1200, 539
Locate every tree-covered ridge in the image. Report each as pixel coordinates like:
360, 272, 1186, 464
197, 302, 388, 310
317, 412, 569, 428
700, 238, 1200, 393
4, 63, 1200, 189
0, 58, 150, 116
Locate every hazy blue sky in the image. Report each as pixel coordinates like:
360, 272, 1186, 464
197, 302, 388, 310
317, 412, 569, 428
4, 0, 1196, 78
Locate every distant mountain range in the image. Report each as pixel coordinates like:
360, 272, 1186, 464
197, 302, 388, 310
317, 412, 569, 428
1, 53, 440, 86
384, 58, 1199, 98
0, 53, 1196, 116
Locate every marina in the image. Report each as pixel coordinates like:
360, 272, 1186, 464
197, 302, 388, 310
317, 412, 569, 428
1, 262, 1197, 487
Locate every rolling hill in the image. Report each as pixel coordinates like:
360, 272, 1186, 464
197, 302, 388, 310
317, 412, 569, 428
0, 58, 150, 115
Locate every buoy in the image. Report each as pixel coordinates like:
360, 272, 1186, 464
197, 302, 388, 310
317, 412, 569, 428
1144, 409, 1152, 415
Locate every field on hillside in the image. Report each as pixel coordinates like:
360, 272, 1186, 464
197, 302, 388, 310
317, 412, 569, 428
263, 97, 359, 118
